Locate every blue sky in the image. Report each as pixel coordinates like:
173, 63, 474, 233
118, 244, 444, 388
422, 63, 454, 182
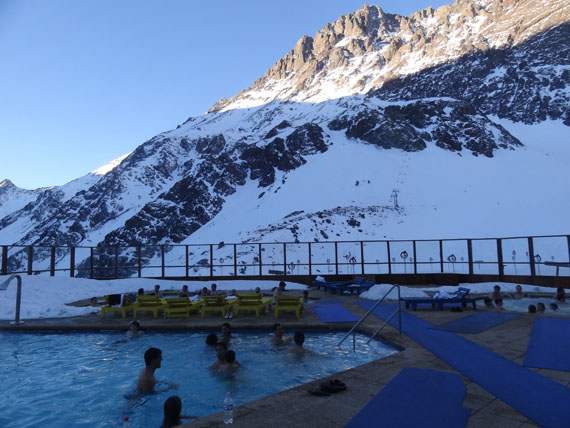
0, 0, 452, 189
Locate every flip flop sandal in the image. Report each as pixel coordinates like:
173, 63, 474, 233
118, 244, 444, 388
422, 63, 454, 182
308, 387, 330, 396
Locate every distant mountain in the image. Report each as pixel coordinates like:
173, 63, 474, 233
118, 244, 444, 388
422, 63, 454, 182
1, 0, 568, 275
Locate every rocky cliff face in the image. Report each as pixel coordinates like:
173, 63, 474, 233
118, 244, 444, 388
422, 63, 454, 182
0, 0, 568, 274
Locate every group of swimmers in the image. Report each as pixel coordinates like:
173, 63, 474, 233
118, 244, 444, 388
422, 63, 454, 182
134, 318, 310, 427
482, 284, 566, 313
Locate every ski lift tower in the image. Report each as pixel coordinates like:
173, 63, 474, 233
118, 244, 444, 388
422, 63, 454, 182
390, 189, 400, 209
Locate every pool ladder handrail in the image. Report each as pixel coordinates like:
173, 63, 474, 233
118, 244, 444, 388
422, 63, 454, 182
338, 284, 401, 351
0, 274, 24, 325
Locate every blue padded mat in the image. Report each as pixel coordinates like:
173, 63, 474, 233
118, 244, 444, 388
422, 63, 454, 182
524, 318, 570, 372
357, 301, 570, 428
432, 311, 520, 334
311, 304, 359, 323
313, 299, 343, 304
346, 368, 470, 428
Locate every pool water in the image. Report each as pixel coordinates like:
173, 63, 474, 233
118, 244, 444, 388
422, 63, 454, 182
501, 297, 570, 315
0, 330, 397, 427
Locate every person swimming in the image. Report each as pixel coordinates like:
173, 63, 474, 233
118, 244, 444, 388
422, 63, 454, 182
127, 320, 146, 338
136, 348, 163, 393
210, 342, 227, 370
270, 323, 291, 345
218, 350, 241, 374
160, 395, 197, 427
528, 304, 537, 313
289, 331, 310, 354
537, 302, 546, 313
220, 323, 233, 344
205, 332, 218, 347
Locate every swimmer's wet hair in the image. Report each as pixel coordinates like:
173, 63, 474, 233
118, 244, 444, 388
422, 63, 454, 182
273, 323, 281, 331
205, 333, 218, 346
144, 347, 162, 366
294, 331, 305, 345
528, 305, 537, 313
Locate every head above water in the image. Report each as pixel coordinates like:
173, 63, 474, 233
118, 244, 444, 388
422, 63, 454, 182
163, 395, 182, 428
221, 323, 231, 337
494, 298, 503, 307
273, 323, 283, 337
528, 305, 537, 313
537, 302, 546, 312
205, 333, 218, 347
130, 320, 141, 332
484, 297, 493, 307
294, 331, 305, 346
144, 347, 162, 368
215, 342, 228, 361
550, 303, 559, 311
515, 285, 522, 292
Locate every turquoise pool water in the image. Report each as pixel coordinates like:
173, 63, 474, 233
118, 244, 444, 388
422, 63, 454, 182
0, 330, 397, 427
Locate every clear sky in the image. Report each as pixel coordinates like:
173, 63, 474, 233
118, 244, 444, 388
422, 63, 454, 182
0, 0, 452, 189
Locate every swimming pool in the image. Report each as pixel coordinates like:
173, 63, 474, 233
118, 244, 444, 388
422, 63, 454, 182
501, 297, 570, 315
0, 330, 397, 427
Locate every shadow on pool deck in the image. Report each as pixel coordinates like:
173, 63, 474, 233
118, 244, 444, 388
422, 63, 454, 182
2, 289, 568, 427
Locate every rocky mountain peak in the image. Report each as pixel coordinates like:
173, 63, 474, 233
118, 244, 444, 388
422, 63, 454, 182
0, 179, 15, 189
208, 0, 569, 113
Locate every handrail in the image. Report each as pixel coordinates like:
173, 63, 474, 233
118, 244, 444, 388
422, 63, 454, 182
0, 274, 24, 325
338, 284, 401, 350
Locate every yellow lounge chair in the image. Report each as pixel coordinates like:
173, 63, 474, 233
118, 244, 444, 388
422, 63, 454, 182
101, 294, 134, 319
163, 297, 202, 318
200, 296, 235, 318
274, 296, 303, 319
133, 295, 167, 319
234, 294, 272, 318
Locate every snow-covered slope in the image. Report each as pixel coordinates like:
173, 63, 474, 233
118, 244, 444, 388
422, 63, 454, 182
0, 0, 568, 275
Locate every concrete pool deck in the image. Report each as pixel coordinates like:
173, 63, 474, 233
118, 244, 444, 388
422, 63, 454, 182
1, 289, 568, 427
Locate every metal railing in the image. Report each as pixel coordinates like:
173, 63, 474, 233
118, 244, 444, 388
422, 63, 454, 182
338, 284, 401, 350
1, 233, 569, 280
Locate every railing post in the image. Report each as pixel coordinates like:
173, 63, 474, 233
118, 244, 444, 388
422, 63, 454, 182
50, 247, 56, 276
27, 246, 33, 275
1, 246, 7, 275
439, 240, 444, 273
259, 243, 262, 276
567, 235, 570, 278
387, 241, 391, 275
185, 245, 189, 278
234, 244, 238, 277
308, 242, 312, 276
90, 247, 94, 279
70, 247, 75, 278
497, 239, 504, 280
467, 239, 474, 276
412, 240, 417, 274
334, 242, 339, 275
161, 245, 166, 278
114, 246, 119, 279
209, 244, 213, 278
360, 241, 365, 275
528, 237, 536, 280
283, 243, 286, 276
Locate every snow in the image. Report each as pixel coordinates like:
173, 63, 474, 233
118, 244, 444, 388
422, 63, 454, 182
0, 275, 307, 321
0, 275, 559, 321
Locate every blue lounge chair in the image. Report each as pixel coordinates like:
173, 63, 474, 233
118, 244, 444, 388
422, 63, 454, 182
401, 287, 476, 311
313, 278, 351, 293
347, 279, 376, 295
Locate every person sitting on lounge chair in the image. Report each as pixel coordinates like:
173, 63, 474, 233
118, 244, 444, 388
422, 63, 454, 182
179, 285, 192, 297
272, 281, 286, 304
154, 284, 163, 297
210, 283, 222, 296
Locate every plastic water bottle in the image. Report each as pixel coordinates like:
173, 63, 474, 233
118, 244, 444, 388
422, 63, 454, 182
223, 391, 234, 424
123, 416, 131, 428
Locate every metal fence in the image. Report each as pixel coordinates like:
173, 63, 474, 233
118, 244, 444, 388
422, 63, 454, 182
1, 234, 569, 282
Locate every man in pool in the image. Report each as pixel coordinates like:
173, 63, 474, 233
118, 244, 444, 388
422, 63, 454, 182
494, 298, 505, 311
483, 297, 494, 309
220, 323, 233, 344
489, 285, 502, 301
512, 285, 525, 299
210, 342, 227, 370
289, 331, 310, 354
128, 320, 146, 337
218, 350, 241, 373
537, 302, 546, 313
270, 323, 291, 345
137, 347, 163, 393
